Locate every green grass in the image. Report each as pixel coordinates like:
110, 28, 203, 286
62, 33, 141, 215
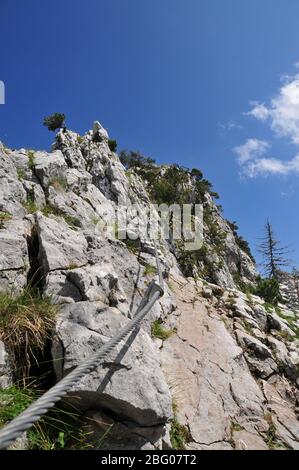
0, 385, 96, 450
0, 211, 11, 228
27, 150, 35, 170
42, 204, 81, 229
170, 417, 189, 449
23, 198, 81, 229
17, 168, 25, 180
123, 238, 140, 254
92, 216, 101, 225
242, 321, 255, 336
0, 385, 36, 425
0, 289, 58, 374
151, 320, 175, 340
67, 263, 79, 270
230, 421, 244, 432
143, 264, 157, 276
23, 196, 38, 214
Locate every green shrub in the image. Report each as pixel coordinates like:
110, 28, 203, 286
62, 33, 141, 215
119, 150, 155, 169
108, 139, 117, 152
43, 113, 65, 132
253, 277, 282, 305
235, 235, 255, 261
227, 220, 255, 261
151, 180, 179, 205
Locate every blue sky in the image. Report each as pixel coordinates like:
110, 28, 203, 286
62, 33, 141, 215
1, 0, 299, 269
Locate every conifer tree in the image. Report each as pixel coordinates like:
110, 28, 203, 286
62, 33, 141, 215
258, 220, 289, 279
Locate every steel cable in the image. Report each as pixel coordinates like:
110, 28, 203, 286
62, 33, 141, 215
0, 243, 164, 450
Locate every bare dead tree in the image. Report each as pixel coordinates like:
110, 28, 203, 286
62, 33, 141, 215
258, 220, 289, 279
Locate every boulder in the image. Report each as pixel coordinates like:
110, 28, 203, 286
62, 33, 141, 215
34, 150, 67, 188
268, 311, 296, 337
52, 301, 172, 427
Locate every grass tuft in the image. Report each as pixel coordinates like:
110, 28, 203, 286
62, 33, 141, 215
23, 196, 38, 214
0, 289, 58, 373
27, 151, 35, 170
151, 320, 175, 340
0, 385, 96, 449
143, 264, 157, 276
170, 417, 189, 449
42, 204, 81, 229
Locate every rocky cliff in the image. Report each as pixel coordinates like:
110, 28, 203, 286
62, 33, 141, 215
0, 122, 298, 450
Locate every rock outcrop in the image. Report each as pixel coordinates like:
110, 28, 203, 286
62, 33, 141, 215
0, 124, 298, 450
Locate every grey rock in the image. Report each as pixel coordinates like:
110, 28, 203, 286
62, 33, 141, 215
251, 303, 268, 331
0, 220, 30, 292
52, 301, 172, 426
0, 341, 13, 388
34, 150, 67, 188
36, 213, 88, 272
44, 270, 82, 304
235, 329, 272, 359
82, 409, 168, 450
23, 180, 46, 208
268, 311, 296, 337
0, 152, 26, 216
92, 121, 109, 142
161, 275, 265, 448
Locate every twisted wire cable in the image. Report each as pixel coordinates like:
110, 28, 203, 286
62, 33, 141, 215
0, 243, 164, 450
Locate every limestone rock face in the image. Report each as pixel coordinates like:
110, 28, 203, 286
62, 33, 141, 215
52, 302, 172, 427
0, 124, 298, 450
160, 275, 299, 450
0, 219, 31, 293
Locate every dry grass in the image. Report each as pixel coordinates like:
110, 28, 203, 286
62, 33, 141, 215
0, 289, 59, 373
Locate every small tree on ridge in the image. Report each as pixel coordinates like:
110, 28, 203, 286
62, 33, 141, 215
43, 113, 66, 132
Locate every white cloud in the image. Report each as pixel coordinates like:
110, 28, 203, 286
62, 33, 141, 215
247, 73, 299, 144
233, 138, 270, 164
243, 155, 299, 178
235, 64, 299, 179
270, 78, 299, 144
245, 101, 269, 121
218, 120, 243, 134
